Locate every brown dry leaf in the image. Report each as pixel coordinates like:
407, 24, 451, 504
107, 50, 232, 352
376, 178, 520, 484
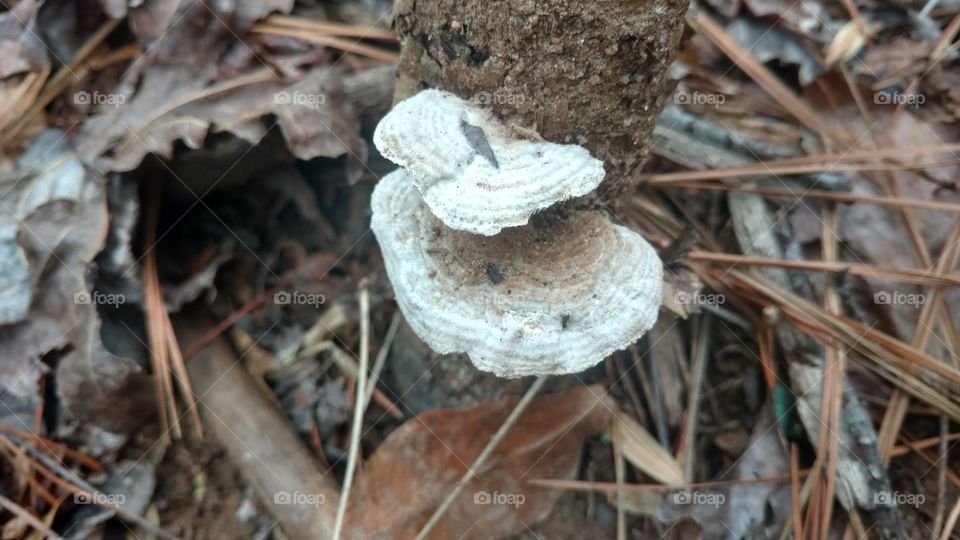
661, 268, 704, 319
824, 20, 869, 68
726, 18, 823, 86
74, 1, 363, 175
345, 385, 613, 539
0, 130, 151, 433
611, 410, 683, 486
121, 0, 293, 41
854, 37, 930, 83
742, 0, 836, 42
0, 0, 48, 79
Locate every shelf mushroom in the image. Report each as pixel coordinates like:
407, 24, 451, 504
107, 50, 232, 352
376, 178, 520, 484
370, 168, 663, 378
373, 89, 605, 236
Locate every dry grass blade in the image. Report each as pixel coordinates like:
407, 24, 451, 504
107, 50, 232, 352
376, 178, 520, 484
260, 15, 398, 41
0, 494, 62, 540
688, 251, 960, 287
719, 269, 960, 419
249, 26, 399, 62
142, 181, 202, 440
814, 205, 843, 540
611, 410, 684, 486
657, 183, 960, 213
647, 157, 960, 183
333, 279, 372, 540
1, 17, 121, 144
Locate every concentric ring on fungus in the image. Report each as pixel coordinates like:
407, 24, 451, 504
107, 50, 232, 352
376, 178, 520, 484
373, 89, 605, 236
371, 169, 663, 378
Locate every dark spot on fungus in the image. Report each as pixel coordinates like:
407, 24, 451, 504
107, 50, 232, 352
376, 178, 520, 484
561, 314, 571, 329
486, 263, 503, 284
460, 120, 499, 168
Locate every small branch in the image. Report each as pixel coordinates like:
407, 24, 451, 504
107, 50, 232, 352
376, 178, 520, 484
333, 279, 372, 539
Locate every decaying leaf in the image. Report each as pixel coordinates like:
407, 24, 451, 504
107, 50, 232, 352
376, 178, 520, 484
345, 385, 613, 539
727, 18, 823, 85
74, 1, 363, 175
0, 129, 151, 434
612, 410, 684, 486
0, 0, 48, 79
824, 20, 870, 68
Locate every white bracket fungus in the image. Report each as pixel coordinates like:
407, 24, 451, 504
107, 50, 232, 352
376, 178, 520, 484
371, 169, 662, 378
373, 89, 605, 236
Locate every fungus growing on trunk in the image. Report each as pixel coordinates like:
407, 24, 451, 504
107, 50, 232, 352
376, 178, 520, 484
373, 90, 605, 236
371, 164, 662, 378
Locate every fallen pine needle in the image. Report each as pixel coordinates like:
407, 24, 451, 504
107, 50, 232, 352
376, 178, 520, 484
415, 375, 549, 540
333, 279, 371, 539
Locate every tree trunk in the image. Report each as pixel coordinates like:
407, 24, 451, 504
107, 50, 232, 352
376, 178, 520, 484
390, 0, 688, 200
384, 0, 689, 404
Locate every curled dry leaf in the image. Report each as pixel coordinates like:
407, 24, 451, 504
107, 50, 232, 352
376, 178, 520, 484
824, 20, 870, 68
0, 0, 48, 79
612, 410, 683, 486
371, 169, 663, 378
74, 2, 363, 175
0, 130, 152, 433
345, 384, 613, 539
373, 89, 605, 235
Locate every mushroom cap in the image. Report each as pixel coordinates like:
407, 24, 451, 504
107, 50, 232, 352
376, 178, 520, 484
373, 89, 605, 236
371, 168, 663, 378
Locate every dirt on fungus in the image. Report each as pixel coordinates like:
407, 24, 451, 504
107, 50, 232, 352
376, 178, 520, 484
425, 210, 613, 291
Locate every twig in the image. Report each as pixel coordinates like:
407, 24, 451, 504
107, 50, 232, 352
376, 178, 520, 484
688, 251, 960, 287
333, 279, 371, 539
939, 496, 960, 540
0, 494, 62, 539
656, 183, 960, 213
415, 376, 549, 540
260, 15, 398, 41
362, 311, 402, 412
681, 314, 711, 482
9, 435, 181, 540
249, 26, 399, 62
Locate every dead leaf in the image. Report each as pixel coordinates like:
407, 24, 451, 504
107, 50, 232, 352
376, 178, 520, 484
727, 18, 823, 86
0, 0, 48, 79
74, 2, 364, 175
345, 385, 613, 539
0, 129, 151, 433
825, 20, 870, 68
611, 410, 684, 486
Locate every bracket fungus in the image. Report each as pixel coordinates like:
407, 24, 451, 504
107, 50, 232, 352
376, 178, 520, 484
371, 168, 662, 378
373, 89, 605, 236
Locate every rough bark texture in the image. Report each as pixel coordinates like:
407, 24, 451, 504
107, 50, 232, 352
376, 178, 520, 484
390, 0, 688, 200
384, 0, 687, 404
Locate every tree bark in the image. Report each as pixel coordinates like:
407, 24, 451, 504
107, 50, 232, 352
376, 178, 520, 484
383, 0, 689, 403
390, 0, 688, 199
